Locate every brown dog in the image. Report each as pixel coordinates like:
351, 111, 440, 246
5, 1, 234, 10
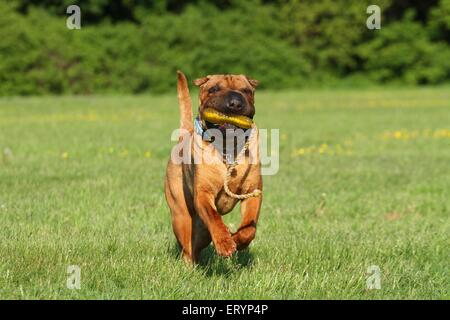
164, 71, 263, 263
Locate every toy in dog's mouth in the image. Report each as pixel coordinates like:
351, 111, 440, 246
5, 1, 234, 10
201, 108, 253, 132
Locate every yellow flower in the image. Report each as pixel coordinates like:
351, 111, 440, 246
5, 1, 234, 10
86, 112, 98, 122
318, 143, 328, 154
144, 151, 152, 158
394, 131, 402, 139
61, 152, 69, 160
344, 140, 353, 146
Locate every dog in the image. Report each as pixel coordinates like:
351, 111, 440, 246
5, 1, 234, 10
164, 71, 262, 264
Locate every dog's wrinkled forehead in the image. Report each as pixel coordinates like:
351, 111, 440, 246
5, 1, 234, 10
194, 75, 259, 91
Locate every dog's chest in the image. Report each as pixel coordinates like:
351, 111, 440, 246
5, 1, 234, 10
215, 193, 238, 215
214, 164, 255, 215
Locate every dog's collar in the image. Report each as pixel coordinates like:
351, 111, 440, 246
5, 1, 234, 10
194, 116, 254, 143
194, 116, 256, 164
194, 116, 213, 142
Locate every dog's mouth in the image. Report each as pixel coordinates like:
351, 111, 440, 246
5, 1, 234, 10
201, 107, 254, 134
205, 121, 238, 130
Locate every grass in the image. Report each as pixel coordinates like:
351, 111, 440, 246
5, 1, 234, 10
0, 87, 449, 299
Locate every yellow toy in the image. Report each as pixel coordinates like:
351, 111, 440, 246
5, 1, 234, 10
202, 108, 253, 129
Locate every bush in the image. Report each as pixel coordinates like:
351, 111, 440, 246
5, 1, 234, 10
0, 0, 449, 95
357, 11, 450, 84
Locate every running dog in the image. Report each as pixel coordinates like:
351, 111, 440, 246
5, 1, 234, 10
164, 71, 262, 263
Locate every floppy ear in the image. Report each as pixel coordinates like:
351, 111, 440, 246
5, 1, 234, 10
246, 76, 260, 88
193, 76, 210, 87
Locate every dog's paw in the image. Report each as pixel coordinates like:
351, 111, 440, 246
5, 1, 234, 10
214, 233, 237, 257
232, 226, 256, 251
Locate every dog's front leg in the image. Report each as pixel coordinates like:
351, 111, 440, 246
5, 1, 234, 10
232, 196, 262, 250
194, 193, 236, 257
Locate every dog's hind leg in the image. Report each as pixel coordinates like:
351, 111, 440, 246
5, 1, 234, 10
166, 194, 194, 263
191, 214, 212, 263
165, 163, 195, 263
232, 196, 262, 250
170, 206, 193, 263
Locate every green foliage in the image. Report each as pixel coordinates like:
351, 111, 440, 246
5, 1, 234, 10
358, 12, 450, 84
277, 0, 374, 76
429, 0, 450, 39
0, 0, 449, 95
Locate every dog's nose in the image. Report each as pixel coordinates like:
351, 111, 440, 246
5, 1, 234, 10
226, 92, 245, 112
228, 99, 243, 111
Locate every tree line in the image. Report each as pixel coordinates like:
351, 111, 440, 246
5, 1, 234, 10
1, 0, 449, 95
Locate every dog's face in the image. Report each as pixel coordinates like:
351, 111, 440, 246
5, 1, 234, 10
194, 75, 259, 131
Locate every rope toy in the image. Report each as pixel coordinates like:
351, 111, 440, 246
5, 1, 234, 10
223, 128, 262, 200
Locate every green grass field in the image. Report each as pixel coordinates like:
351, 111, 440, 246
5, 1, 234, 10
0, 88, 449, 299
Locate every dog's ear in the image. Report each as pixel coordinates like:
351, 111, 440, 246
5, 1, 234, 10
246, 76, 260, 88
193, 76, 210, 87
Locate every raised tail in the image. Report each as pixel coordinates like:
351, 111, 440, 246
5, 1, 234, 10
177, 71, 194, 132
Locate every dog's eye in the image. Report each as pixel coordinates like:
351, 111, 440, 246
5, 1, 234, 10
241, 88, 253, 95
208, 85, 221, 94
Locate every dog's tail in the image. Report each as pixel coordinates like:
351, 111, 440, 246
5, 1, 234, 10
177, 70, 194, 132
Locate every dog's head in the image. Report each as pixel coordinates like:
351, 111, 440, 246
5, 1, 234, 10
194, 74, 259, 131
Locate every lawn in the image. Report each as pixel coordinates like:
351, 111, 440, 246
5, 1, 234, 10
0, 88, 449, 299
